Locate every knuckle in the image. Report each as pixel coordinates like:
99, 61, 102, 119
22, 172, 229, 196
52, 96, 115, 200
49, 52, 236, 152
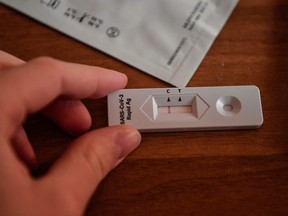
30, 57, 63, 75
82, 146, 108, 180
29, 56, 64, 84
78, 136, 117, 182
30, 56, 58, 66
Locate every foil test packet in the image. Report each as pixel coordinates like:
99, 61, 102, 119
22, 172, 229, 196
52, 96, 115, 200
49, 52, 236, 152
1, 0, 239, 87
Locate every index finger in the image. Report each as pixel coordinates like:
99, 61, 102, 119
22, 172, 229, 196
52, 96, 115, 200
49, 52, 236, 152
0, 50, 24, 71
0, 57, 127, 137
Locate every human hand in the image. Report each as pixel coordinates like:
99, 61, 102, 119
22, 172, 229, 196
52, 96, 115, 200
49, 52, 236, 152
0, 51, 141, 216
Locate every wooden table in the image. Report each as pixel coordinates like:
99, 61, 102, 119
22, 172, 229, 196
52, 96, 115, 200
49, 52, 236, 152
1, 0, 288, 215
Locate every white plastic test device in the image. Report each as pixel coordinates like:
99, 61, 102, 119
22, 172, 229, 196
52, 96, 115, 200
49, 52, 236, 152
107, 86, 263, 132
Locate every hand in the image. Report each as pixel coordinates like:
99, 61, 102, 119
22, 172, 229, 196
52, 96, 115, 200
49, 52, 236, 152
0, 51, 141, 216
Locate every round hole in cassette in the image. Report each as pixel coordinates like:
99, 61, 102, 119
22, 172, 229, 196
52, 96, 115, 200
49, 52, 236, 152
216, 96, 241, 117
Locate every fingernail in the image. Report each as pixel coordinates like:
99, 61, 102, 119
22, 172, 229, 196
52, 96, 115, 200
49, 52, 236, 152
116, 127, 141, 161
107, 70, 128, 84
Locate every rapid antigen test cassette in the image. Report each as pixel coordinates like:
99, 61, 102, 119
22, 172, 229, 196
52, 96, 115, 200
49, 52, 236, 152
107, 86, 263, 132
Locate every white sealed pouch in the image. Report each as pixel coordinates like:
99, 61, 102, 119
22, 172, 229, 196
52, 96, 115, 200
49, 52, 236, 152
1, 0, 239, 87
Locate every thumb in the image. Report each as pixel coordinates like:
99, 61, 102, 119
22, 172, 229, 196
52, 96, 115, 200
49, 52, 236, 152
40, 125, 141, 213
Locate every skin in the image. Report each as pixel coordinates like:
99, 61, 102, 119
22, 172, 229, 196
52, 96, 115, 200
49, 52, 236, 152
0, 51, 142, 216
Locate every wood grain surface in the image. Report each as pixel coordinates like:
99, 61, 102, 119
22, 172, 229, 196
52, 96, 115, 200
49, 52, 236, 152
0, 0, 288, 215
